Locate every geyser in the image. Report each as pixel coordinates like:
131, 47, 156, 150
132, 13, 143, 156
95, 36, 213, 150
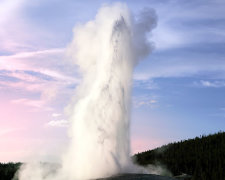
16, 3, 157, 180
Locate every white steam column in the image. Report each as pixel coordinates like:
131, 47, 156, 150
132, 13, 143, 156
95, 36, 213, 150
17, 3, 157, 180
63, 3, 157, 180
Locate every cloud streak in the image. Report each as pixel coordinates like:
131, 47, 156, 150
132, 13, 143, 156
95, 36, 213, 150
194, 80, 225, 88
0, 48, 80, 109
151, 0, 225, 50
46, 120, 68, 128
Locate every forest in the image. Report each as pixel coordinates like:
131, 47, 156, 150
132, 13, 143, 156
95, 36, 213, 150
134, 131, 225, 180
1, 131, 225, 180
0, 163, 21, 180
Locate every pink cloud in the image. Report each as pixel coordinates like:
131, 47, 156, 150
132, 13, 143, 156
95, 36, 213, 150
11, 98, 44, 108
0, 48, 81, 110
0, 128, 19, 137
0, 49, 79, 98
45, 119, 68, 128
0, 48, 65, 72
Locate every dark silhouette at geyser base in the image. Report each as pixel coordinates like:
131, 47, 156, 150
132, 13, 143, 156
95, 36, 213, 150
96, 173, 176, 180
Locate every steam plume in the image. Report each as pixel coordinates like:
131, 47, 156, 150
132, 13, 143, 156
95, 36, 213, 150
16, 3, 157, 180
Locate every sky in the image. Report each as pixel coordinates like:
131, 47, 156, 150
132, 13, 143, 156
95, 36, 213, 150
0, 0, 225, 162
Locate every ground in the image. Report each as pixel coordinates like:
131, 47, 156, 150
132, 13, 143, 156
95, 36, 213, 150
96, 174, 176, 180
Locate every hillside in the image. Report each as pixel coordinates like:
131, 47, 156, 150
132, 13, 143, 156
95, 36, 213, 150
134, 131, 225, 180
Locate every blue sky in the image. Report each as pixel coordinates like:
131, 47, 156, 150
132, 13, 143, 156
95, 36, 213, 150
0, 0, 225, 162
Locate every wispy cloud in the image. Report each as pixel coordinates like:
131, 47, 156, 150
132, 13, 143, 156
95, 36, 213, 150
11, 98, 44, 108
133, 94, 158, 108
10, 98, 53, 112
0, 0, 24, 23
135, 53, 225, 81
194, 80, 225, 88
0, 48, 80, 84
0, 128, 18, 137
52, 113, 62, 117
0, 48, 65, 72
151, 0, 225, 51
0, 48, 80, 106
0, 0, 35, 53
0, 0, 66, 54
130, 0, 225, 88
46, 120, 68, 128
133, 78, 159, 90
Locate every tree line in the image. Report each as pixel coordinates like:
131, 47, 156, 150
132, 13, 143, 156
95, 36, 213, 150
0, 162, 21, 180
134, 131, 225, 180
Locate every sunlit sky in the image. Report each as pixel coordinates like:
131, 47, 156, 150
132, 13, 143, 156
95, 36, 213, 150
1, 0, 225, 162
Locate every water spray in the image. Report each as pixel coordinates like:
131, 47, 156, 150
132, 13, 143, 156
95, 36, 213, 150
17, 3, 157, 180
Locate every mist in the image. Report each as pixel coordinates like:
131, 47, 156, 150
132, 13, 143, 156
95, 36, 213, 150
15, 3, 157, 180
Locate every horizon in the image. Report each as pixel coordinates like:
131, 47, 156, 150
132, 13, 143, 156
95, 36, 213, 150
1, 0, 225, 163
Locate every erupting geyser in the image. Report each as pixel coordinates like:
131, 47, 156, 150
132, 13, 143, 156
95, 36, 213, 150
17, 3, 157, 180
